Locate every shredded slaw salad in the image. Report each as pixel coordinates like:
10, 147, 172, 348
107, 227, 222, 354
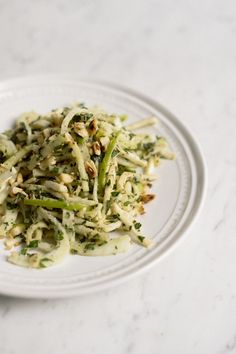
0, 103, 174, 268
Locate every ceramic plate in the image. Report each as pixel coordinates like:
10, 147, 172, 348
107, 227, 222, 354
0, 76, 207, 298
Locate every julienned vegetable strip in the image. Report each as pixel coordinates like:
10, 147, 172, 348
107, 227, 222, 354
0, 144, 34, 172
125, 117, 158, 130
24, 198, 86, 211
0, 103, 174, 269
98, 131, 120, 194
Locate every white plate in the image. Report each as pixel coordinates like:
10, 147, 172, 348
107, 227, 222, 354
0, 76, 207, 298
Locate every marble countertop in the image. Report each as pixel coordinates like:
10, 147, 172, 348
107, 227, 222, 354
0, 0, 235, 353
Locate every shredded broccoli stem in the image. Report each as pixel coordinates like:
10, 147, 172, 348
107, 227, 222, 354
98, 131, 120, 194
24, 198, 86, 211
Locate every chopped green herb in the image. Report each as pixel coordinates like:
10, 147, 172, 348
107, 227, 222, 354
20, 247, 27, 255
72, 112, 93, 123
84, 243, 95, 251
28, 240, 39, 248
98, 240, 108, 247
119, 114, 128, 122
143, 142, 155, 153
129, 133, 135, 139
6, 203, 16, 210
134, 222, 142, 230
52, 167, 59, 173
55, 231, 64, 241
111, 149, 119, 157
138, 236, 145, 243
76, 136, 84, 144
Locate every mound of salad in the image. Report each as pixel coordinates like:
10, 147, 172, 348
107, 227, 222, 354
0, 103, 174, 268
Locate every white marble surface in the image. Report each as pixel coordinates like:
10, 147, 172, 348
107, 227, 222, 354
0, 0, 235, 353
